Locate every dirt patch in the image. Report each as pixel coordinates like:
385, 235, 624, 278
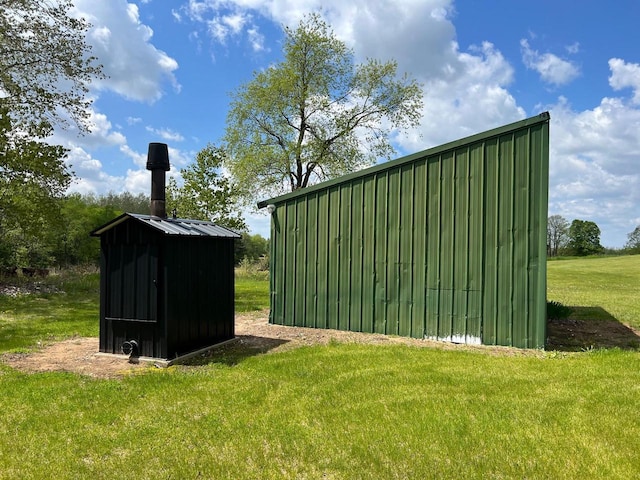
547, 317, 640, 351
3, 309, 638, 378
0, 310, 516, 378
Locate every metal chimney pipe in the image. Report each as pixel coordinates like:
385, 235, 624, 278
146, 143, 170, 218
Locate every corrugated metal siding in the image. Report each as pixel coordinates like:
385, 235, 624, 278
164, 236, 235, 356
98, 220, 165, 357
265, 114, 549, 348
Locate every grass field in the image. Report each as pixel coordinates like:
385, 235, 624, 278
547, 254, 640, 330
0, 257, 639, 479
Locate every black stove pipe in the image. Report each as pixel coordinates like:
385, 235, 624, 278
146, 143, 170, 218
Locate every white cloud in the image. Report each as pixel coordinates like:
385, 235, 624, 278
181, 1, 264, 51
247, 26, 265, 51
49, 106, 127, 153
74, 0, 180, 102
400, 41, 524, 151
64, 146, 127, 195
520, 39, 580, 86
119, 144, 147, 169
145, 126, 185, 142
124, 168, 151, 194
41, 2, 187, 209
123, 163, 185, 196
566, 42, 580, 55
65, 143, 191, 199
609, 58, 640, 104
546, 87, 640, 247
207, 13, 249, 43
324, 0, 456, 77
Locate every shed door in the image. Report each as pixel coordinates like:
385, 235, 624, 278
105, 244, 158, 322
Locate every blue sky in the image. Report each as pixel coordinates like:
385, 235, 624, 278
58, 0, 640, 247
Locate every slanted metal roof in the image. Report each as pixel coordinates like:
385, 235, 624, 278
90, 212, 241, 238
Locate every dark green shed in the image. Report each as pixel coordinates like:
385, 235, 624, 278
258, 113, 550, 348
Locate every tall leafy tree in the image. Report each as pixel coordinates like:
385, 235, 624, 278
0, 0, 103, 134
166, 145, 246, 231
0, 111, 71, 231
625, 226, 640, 253
547, 214, 569, 257
235, 233, 269, 261
49, 194, 121, 266
224, 13, 423, 203
568, 219, 604, 256
1, 0, 103, 266
0, 110, 71, 266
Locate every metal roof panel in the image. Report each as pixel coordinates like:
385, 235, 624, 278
90, 213, 241, 238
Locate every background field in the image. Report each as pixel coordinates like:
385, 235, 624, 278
0, 256, 639, 479
547, 255, 640, 330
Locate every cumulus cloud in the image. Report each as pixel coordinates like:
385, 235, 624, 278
121, 146, 188, 195
53, 3, 188, 203
398, 41, 524, 151
64, 146, 127, 195
608, 58, 640, 104
323, 0, 456, 77
124, 168, 151, 194
145, 126, 186, 142
74, 0, 180, 102
546, 88, 640, 246
520, 39, 580, 86
179, 1, 267, 53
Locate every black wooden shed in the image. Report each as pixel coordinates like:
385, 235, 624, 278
90, 143, 240, 360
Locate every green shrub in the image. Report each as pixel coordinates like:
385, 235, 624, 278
547, 300, 573, 320
235, 256, 269, 280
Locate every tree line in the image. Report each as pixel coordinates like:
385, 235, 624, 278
0, 191, 267, 271
547, 215, 640, 257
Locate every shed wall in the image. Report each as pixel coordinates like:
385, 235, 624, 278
267, 115, 549, 348
164, 236, 235, 356
98, 220, 165, 357
98, 219, 236, 358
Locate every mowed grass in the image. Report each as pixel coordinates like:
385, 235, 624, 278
547, 254, 640, 329
234, 271, 270, 312
0, 257, 639, 478
0, 271, 100, 352
1, 345, 639, 478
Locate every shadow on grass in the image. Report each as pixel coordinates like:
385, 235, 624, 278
185, 335, 290, 366
547, 306, 640, 351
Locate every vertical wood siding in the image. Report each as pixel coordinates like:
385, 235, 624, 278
267, 115, 549, 348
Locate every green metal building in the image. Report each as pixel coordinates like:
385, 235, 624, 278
258, 113, 550, 348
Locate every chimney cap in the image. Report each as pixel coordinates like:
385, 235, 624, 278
146, 142, 170, 171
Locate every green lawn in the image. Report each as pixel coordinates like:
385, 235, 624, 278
0, 258, 639, 479
235, 271, 270, 312
0, 271, 100, 352
547, 254, 640, 329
